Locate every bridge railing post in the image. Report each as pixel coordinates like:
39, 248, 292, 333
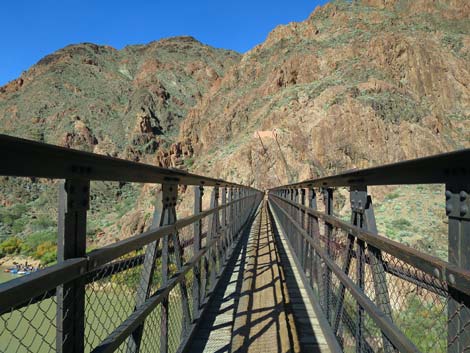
239, 188, 243, 231
238, 188, 242, 234
362, 190, 395, 353
308, 188, 321, 290
125, 183, 179, 353
228, 187, 233, 244
57, 179, 89, 353
289, 189, 294, 242
192, 185, 203, 321
206, 186, 220, 290
232, 188, 238, 237
322, 187, 334, 325
126, 190, 162, 353
300, 188, 307, 271
292, 189, 297, 249
352, 187, 366, 353
294, 189, 300, 260
446, 181, 470, 353
221, 187, 228, 263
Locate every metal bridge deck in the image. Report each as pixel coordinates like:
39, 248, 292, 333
188, 201, 330, 353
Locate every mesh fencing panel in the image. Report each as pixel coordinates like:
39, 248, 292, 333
0, 290, 58, 353
0, 192, 259, 353
84, 250, 145, 352
270, 194, 470, 353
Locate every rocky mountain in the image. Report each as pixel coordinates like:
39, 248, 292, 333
0, 36, 240, 166
0, 37, 240, 254
180, 0, 470, 190
0, 0, 469, 261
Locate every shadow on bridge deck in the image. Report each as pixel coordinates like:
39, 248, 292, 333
187, 200, 330, 353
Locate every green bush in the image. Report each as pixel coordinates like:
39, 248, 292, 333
395, 296, 446, 352
12, 218, 28, 233
441, 34, 463, 55
22, 230, 56, 255
391, 218, 412, 229
0, 204, 28, 227
30, 214, 56, 231
384, 192, 400, 201
86, 222, 103, 239
184, 157, 194, 168
358, 91, 427, 123
0, 237, 23, 255
34, 241, 57, 265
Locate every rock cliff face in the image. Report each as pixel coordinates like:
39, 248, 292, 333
180, 0, 470, 189
0, 36, 240, 166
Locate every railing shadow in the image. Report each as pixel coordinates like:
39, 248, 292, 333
267, 203, 325, 353
187, 207, 261, 353
230, 203, 300, 353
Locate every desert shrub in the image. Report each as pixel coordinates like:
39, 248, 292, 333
391, 218, 412, 229
395, 296, 446, 352
448, 111, 468, 121
0, 237, 23, 256
12, 218, 28, 234
358, 91, 427, 123
34, 241, 57, 265
384, 192, 400, 201
442, 34, 463, 54
0, 204, 28, 227
324, 29, 371, 48
30, 214, 56, 231
22, 230, 56, 255
184, 157, 194, 168
86, 220, 104, 239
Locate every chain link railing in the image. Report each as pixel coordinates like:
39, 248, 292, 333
268, 148, 470, 353
0, 134, 262, 353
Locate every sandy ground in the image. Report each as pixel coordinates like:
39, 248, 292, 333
0, 255, 41, 268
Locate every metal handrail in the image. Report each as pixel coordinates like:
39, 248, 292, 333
0, 134, 255, 188
269, 196, 421, 353
270, 193, 470, 298
92, 205, 259, 353
0, 194, 255, 312
0, 134, 263, 353
87, 195, 254, 266
270, 148, 470, 189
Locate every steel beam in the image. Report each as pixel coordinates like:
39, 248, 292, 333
192, 186, 203, 321
0, 134, 256, 188
57, 179, 89, 353
270, 147, 470, 189
446, 181, 470, 353
207, 187, 220, 290
323, 188, 334, 324
271, 193, 470, 298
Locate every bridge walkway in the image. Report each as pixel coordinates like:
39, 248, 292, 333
188, 200, 330, 353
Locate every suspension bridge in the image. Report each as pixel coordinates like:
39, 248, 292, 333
0, 134, 469, 353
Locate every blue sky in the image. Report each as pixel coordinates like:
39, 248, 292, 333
0, 0, 328, 86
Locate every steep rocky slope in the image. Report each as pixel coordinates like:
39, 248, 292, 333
0, 36, 240, 165
181, 0, 470, 190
